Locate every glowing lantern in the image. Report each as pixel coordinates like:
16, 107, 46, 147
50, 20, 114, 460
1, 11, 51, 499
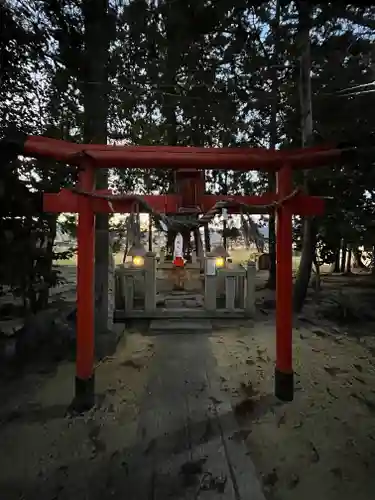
211, 245, 229, 269
215, 256, 225, 268
128, 243, 146, 267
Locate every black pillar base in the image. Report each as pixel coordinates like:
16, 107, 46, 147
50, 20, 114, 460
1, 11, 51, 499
275, 369, 294, 402
70, 375, 95, 414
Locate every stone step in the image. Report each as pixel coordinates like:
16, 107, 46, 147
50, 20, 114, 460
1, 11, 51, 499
115, 308, 248, 320
161, 292, 203, 300
164, 299, 204, 309
149, 318, 212, 335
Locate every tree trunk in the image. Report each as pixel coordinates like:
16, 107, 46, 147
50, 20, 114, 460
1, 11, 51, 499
266, 0, 281, 290
162, 4, 185, 261
36, 215, 57, 311
267, 215, 277, 288
294, 220, 316, 310
346, 246, 352, 273
293, 0, 315, 313
148, 215, 153, 252
340, 241, 347, 273
182, 229, 192, 261
193, 228, 203, 259
166, 229, 177, 260
82, 0, 111, 336
311, 253, 321, 291
204, 223, 211, 253
332, 247, 340, 272
223, 220, 227, 250
353, 248, 365, 268
222, 171, 228, 250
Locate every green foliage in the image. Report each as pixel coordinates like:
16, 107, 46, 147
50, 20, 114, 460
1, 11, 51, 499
1, 0, 375, 315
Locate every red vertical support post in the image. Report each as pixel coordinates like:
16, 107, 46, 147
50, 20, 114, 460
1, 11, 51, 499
74, 160, 96, 411
275, 163, 294, 401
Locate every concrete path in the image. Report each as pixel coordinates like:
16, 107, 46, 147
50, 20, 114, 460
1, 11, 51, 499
149, 318, 213, 334
124, 333, 265, 499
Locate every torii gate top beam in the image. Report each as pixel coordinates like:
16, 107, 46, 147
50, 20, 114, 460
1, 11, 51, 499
20, 135, 345, 171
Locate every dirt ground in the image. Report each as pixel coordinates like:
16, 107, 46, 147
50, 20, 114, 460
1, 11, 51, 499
209, 272, 375, 500
0, 272, 375, 499
0, 333, 155, 499
210, 325, 375, 500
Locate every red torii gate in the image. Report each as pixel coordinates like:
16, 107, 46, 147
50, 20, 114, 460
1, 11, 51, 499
15, 135, 343, 410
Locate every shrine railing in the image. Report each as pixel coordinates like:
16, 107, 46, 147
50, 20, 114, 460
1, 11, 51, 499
115, 252, 157, 314
114, 255, 256, 319
205, 262, 256, 316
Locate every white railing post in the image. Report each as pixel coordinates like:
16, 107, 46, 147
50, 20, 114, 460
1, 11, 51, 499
124, 273, 134, 312
144, 252, 157, 313
245, 262, 256, 317
204, 254, 217, 312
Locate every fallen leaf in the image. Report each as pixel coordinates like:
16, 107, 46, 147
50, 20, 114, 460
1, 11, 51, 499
308, 441, 320, 463
209, 396, 222, 405
180, 458, 206, 476
330, 467, 343, 479
277, 413, 286, 427
144, 438, 156, 455
230, 429, 252, 442
288, 473, 300, 489
354, 376, 366, 385
263, 469, 278, 487
313, 329, 327, 338
233, 398, 256, 418
122, 359, 142, 370
240, 381, 257, 397
351, 393, 375, 413
324, 366, 348, 377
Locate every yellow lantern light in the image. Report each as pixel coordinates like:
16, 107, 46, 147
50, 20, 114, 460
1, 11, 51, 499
128, 243, 146, 267
211, 245, 230, 269
132, 255, 145, 267
215, 256, 225, 268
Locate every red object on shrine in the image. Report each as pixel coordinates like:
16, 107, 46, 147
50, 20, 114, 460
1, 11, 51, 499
173, 256, 185, 267
15, 135, 340, 407
43, 190, 324, 216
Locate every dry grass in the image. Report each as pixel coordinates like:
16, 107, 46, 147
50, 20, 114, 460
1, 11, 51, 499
56, 252, 124, 266
56, 248, 302, 270
230, 248, 301, 270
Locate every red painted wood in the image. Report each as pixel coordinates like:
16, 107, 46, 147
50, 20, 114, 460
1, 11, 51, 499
175, 170, 205, 208
76, 163, 95, 381
27, 133, 332, 402
23, 135, 341, 170
276, 164, 293, 374
43, 190, 181, 213
24, 135, 335, 156
43, 190, 324, 216
79, 148, 341, 170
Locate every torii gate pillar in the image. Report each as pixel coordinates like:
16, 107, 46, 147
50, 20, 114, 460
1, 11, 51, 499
275, 164, 294, 400
75, 162, 96, 409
